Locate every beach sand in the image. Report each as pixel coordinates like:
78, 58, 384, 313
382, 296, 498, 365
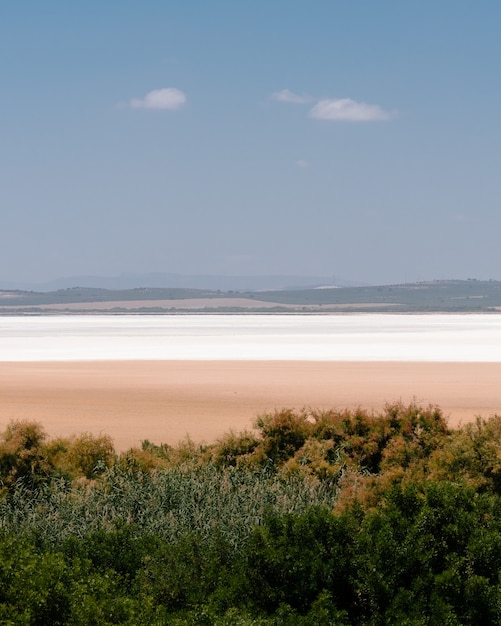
1, 361, 500, 451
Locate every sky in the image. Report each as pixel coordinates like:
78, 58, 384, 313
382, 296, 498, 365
1, 1, 501, 287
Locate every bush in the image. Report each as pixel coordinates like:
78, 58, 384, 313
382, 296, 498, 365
44, 432, 115, 480
0, 420, 51, 490
210, 430, 260, 468
428, 415, 501, 493
253, 409, 315, 465
245, 507, 355, 616
353, 482, 501, 624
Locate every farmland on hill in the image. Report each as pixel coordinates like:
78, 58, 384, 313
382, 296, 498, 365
1, 279, 501, 314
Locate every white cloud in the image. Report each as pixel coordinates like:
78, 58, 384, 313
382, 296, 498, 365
270, 89, 313, 104
296, 159, 310, 168
129, 87, 186, 110
309, 98, 394, 121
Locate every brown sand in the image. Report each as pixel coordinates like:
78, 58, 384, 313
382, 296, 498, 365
1, 361, 500, 451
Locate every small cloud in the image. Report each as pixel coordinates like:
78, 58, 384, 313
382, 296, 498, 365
309, 98, 394, 121
129, 87, 186, 110
271, 89, 313, 104
296, 159, 310, 168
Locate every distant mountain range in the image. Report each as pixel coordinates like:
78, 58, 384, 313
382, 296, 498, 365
1, 273, 366, 292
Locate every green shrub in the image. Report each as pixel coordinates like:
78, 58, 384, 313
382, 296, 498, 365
210, 430, 260, 468
428, 415, 501, 493
353, 482, 501, 624
245, 507, 355, 616
253, 409, 315, 464
0, 420, 52, 491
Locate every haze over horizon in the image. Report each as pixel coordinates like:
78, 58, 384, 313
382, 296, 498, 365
2, 2, 500, 287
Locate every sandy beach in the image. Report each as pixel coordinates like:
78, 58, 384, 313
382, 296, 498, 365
1, 360, 500, 451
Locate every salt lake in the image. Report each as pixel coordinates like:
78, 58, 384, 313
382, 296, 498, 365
1, 314, 501, 362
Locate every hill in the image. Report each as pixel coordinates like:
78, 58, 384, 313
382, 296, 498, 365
1, 279, 501, 314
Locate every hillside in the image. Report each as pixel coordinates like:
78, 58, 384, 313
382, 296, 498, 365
1, 279, 501, 314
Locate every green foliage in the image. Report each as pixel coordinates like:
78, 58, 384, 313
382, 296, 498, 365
0, 533, 157, 625
45, 432, 116, 480
380, 401, 449, 470
429, 415, 501, 493
254, 409, 314, 464
63, 522, 161, 583
245, 506, 355, 616
353, 482, 501, 624
0, 463, 337, 551
210, 430, 260, 468
0, 420, 51, 491
2, 404, 501, 622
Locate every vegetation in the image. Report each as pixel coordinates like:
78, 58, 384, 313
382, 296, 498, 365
249, 278, 501, 311
2, 278, 501, 313
2, 404, 501, 623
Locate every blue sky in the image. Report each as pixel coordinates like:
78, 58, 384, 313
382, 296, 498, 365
1, 1, 500, 286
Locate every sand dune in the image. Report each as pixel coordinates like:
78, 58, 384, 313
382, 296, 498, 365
1, 361, 500, 451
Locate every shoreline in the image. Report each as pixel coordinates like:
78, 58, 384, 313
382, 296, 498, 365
1, 361, 501, 451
